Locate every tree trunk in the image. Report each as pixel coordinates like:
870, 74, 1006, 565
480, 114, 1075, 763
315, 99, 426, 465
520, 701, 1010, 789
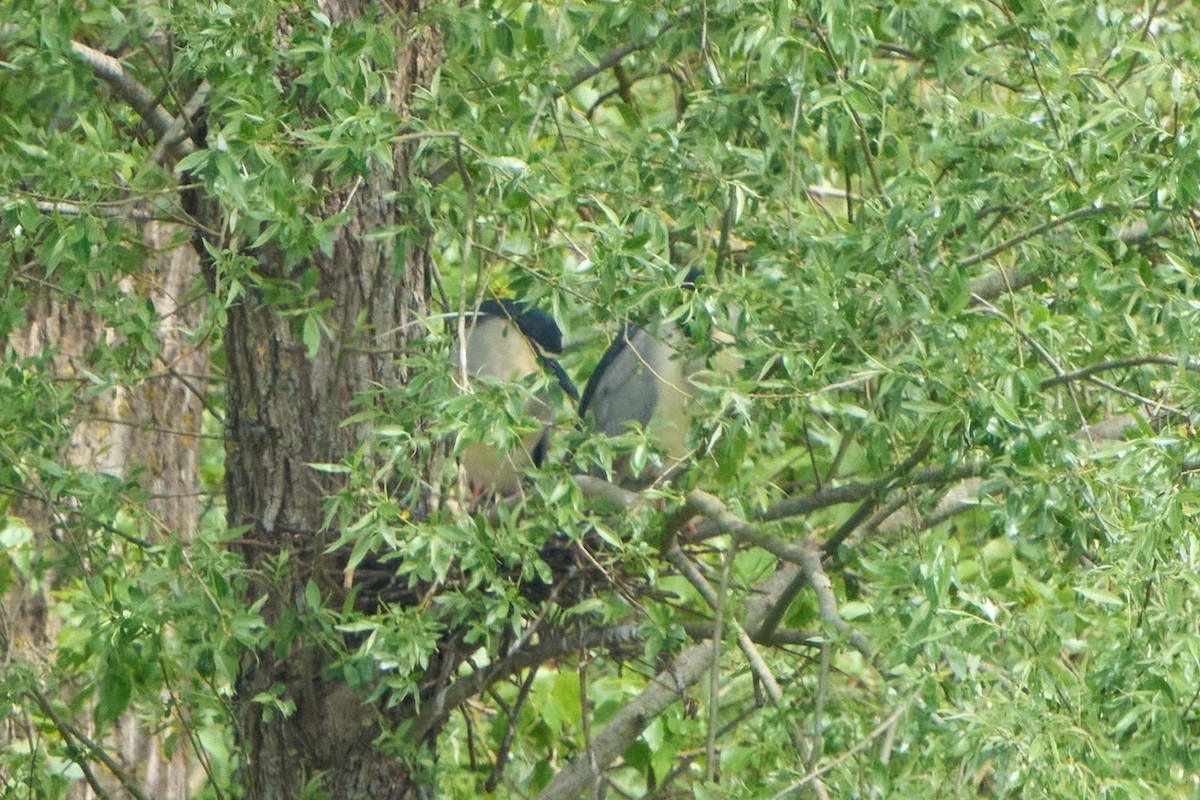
5, 222, 205, 799
214, 3, 442, 797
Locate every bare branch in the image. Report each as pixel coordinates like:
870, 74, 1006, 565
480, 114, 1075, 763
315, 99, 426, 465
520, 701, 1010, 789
871, 477, 987, 537
1079, 373, 1187, 416
484, 669, 537, 791
681, 621, 820, 647
760, 460, 985, 524
0, 196, 159, 220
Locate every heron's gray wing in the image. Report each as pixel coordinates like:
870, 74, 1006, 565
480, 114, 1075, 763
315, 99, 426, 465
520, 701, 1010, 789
580, 325, 661, 436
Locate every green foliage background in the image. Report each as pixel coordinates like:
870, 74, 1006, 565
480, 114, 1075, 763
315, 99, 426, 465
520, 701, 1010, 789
4, 0, 1200, 797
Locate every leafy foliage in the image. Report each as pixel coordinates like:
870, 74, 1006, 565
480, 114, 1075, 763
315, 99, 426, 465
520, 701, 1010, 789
5, 0, 1200, 798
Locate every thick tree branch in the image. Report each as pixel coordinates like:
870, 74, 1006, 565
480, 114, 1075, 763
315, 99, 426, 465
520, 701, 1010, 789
797, 539, 872, 661
150, 80, 209, 162
69, 40, 176, 140
535, 641, 712, 800
967, 264, 1041, 303
576, 474, 641, 509
0, 197, 164, 221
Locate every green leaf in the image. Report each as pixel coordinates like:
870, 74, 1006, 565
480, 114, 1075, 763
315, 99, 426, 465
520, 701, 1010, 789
94, 669, 132, 728
1076, 586, 1124, 608
303, 314, 321, 358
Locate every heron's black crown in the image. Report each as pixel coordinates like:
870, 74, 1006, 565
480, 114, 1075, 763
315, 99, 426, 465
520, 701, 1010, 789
478, 299, 564, 355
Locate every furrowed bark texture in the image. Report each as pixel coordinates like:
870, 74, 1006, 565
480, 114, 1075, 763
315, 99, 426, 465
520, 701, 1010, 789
214, 3, 442, 797
6, 223, 205, 799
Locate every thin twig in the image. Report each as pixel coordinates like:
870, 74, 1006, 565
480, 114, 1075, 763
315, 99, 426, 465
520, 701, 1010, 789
558, 14, 687, 97
158, 655, 227, 800
666, 546, 827, 795
1040, 354, 1200, 388
807, 18, 889, 205
757, 496, 880, 644
26, 687, 154, 800
989, 0, 1062, 142
761, 458, 980, 525
705, 540, 733, 781
959, 205, 1121, 268
1082, 374, 1185, 417
485, 668, 537, 791
770, 702, 910, 799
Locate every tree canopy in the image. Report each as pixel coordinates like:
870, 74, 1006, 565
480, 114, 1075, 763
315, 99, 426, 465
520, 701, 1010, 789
4, 0, 1200, 797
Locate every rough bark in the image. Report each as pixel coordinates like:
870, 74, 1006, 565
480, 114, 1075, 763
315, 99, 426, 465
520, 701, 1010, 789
4, 222, 206, 799
212, 3, 442, 797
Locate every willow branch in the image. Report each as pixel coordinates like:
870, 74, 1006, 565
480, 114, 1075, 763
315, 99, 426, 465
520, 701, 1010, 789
26, 687, 154, 800
410, 624, 642, 743
797, 538, 871, 661
534, 641, 713, 800
558, 14, 686, 96
769, 702, 910, 799
69, 40, 174, 139
537, 539, 824, 800
1040, 354, 1200, 388
681, 621, 820, 647
959, 204, 1122, 269
760, 460, 985, 524
667, 545, 821, 776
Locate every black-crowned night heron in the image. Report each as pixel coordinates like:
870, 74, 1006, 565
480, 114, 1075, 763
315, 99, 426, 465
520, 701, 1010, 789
457, 299, 578, 493
579, 277, 739, 487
